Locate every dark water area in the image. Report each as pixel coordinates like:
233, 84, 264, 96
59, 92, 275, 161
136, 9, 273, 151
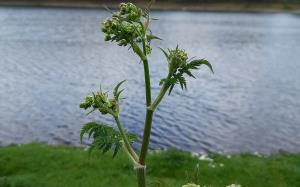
0, 7, 300, 154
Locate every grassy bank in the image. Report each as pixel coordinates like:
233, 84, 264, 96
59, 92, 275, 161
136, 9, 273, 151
0, 144, 300, 187
0, 0, 300, 13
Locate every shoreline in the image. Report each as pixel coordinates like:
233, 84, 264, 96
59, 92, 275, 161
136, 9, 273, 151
0, 1, 300, 13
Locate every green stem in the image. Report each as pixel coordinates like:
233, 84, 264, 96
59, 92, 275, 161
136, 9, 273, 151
137, 39, 173, 187
151, 84, 169, 111
142, 59, 152, 107
139, 84, 169, 162
136, 36, 153, 187
139, 83, 170, 162
114, 116, 139, 162
139, 109, 154, 165
121, 143, 143, 169
137, 167, 146, 187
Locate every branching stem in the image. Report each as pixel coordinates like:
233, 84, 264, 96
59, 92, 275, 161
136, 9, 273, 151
151, 84, 170, 111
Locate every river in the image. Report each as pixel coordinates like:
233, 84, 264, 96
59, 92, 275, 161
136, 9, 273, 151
1, 7, 300, 154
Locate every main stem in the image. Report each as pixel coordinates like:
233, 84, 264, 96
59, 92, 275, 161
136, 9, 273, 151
136, 42, 171, 186
137, 57, 152, 187
137, 167, 146, 187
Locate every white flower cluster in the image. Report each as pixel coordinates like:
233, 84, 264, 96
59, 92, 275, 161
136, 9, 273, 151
182, 183, 200, 187
226, 184, 241, 187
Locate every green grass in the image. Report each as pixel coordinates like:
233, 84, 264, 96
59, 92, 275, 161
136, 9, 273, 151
0, 144, 299, 187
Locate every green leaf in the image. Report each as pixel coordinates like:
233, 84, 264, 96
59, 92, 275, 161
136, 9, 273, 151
80, 122, 137, 158
103, 143, 112, 153
178, 76, 187, 90
184, 70, 196, 78
115, 89, 124, 100
113, 143, 121, 158
88, 127, 97, 140
114, 80, 126, 100
80, 122, 99, 143
159, 47, 169, 60
168, 84, 175, 95
189, 59, 214, 73
146, 34, 162, 42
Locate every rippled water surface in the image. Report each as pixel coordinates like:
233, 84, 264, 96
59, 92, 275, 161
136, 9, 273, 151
1, 7, 300, 153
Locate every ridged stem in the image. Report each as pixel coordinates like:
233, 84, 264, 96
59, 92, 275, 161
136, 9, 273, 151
137, 167, 146, 187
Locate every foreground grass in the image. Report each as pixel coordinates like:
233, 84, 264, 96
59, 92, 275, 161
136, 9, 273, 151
0, 144, 299, 187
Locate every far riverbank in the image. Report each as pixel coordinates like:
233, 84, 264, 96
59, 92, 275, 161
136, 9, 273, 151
0, 0, 300, 13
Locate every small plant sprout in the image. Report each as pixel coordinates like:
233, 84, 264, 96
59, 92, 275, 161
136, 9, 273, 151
79, 2, 213, 187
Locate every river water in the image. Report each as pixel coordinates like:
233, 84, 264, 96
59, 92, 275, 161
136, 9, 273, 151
1, 7, 300, 154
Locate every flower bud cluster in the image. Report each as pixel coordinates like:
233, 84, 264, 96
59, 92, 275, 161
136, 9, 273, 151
80, 91, 118, 116
168, 47, 188, 73
101, 3, 143, 47
119, 2, 142, 21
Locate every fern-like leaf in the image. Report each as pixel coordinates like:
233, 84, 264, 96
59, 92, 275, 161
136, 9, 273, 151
80, 122, 137, 158
112, 143, 122, 158
188, 59, 214, 73
80, 122, 99, 143
178, 76, 187, 90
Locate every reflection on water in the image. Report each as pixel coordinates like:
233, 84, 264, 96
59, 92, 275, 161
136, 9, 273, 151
0, 7, 300, 153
